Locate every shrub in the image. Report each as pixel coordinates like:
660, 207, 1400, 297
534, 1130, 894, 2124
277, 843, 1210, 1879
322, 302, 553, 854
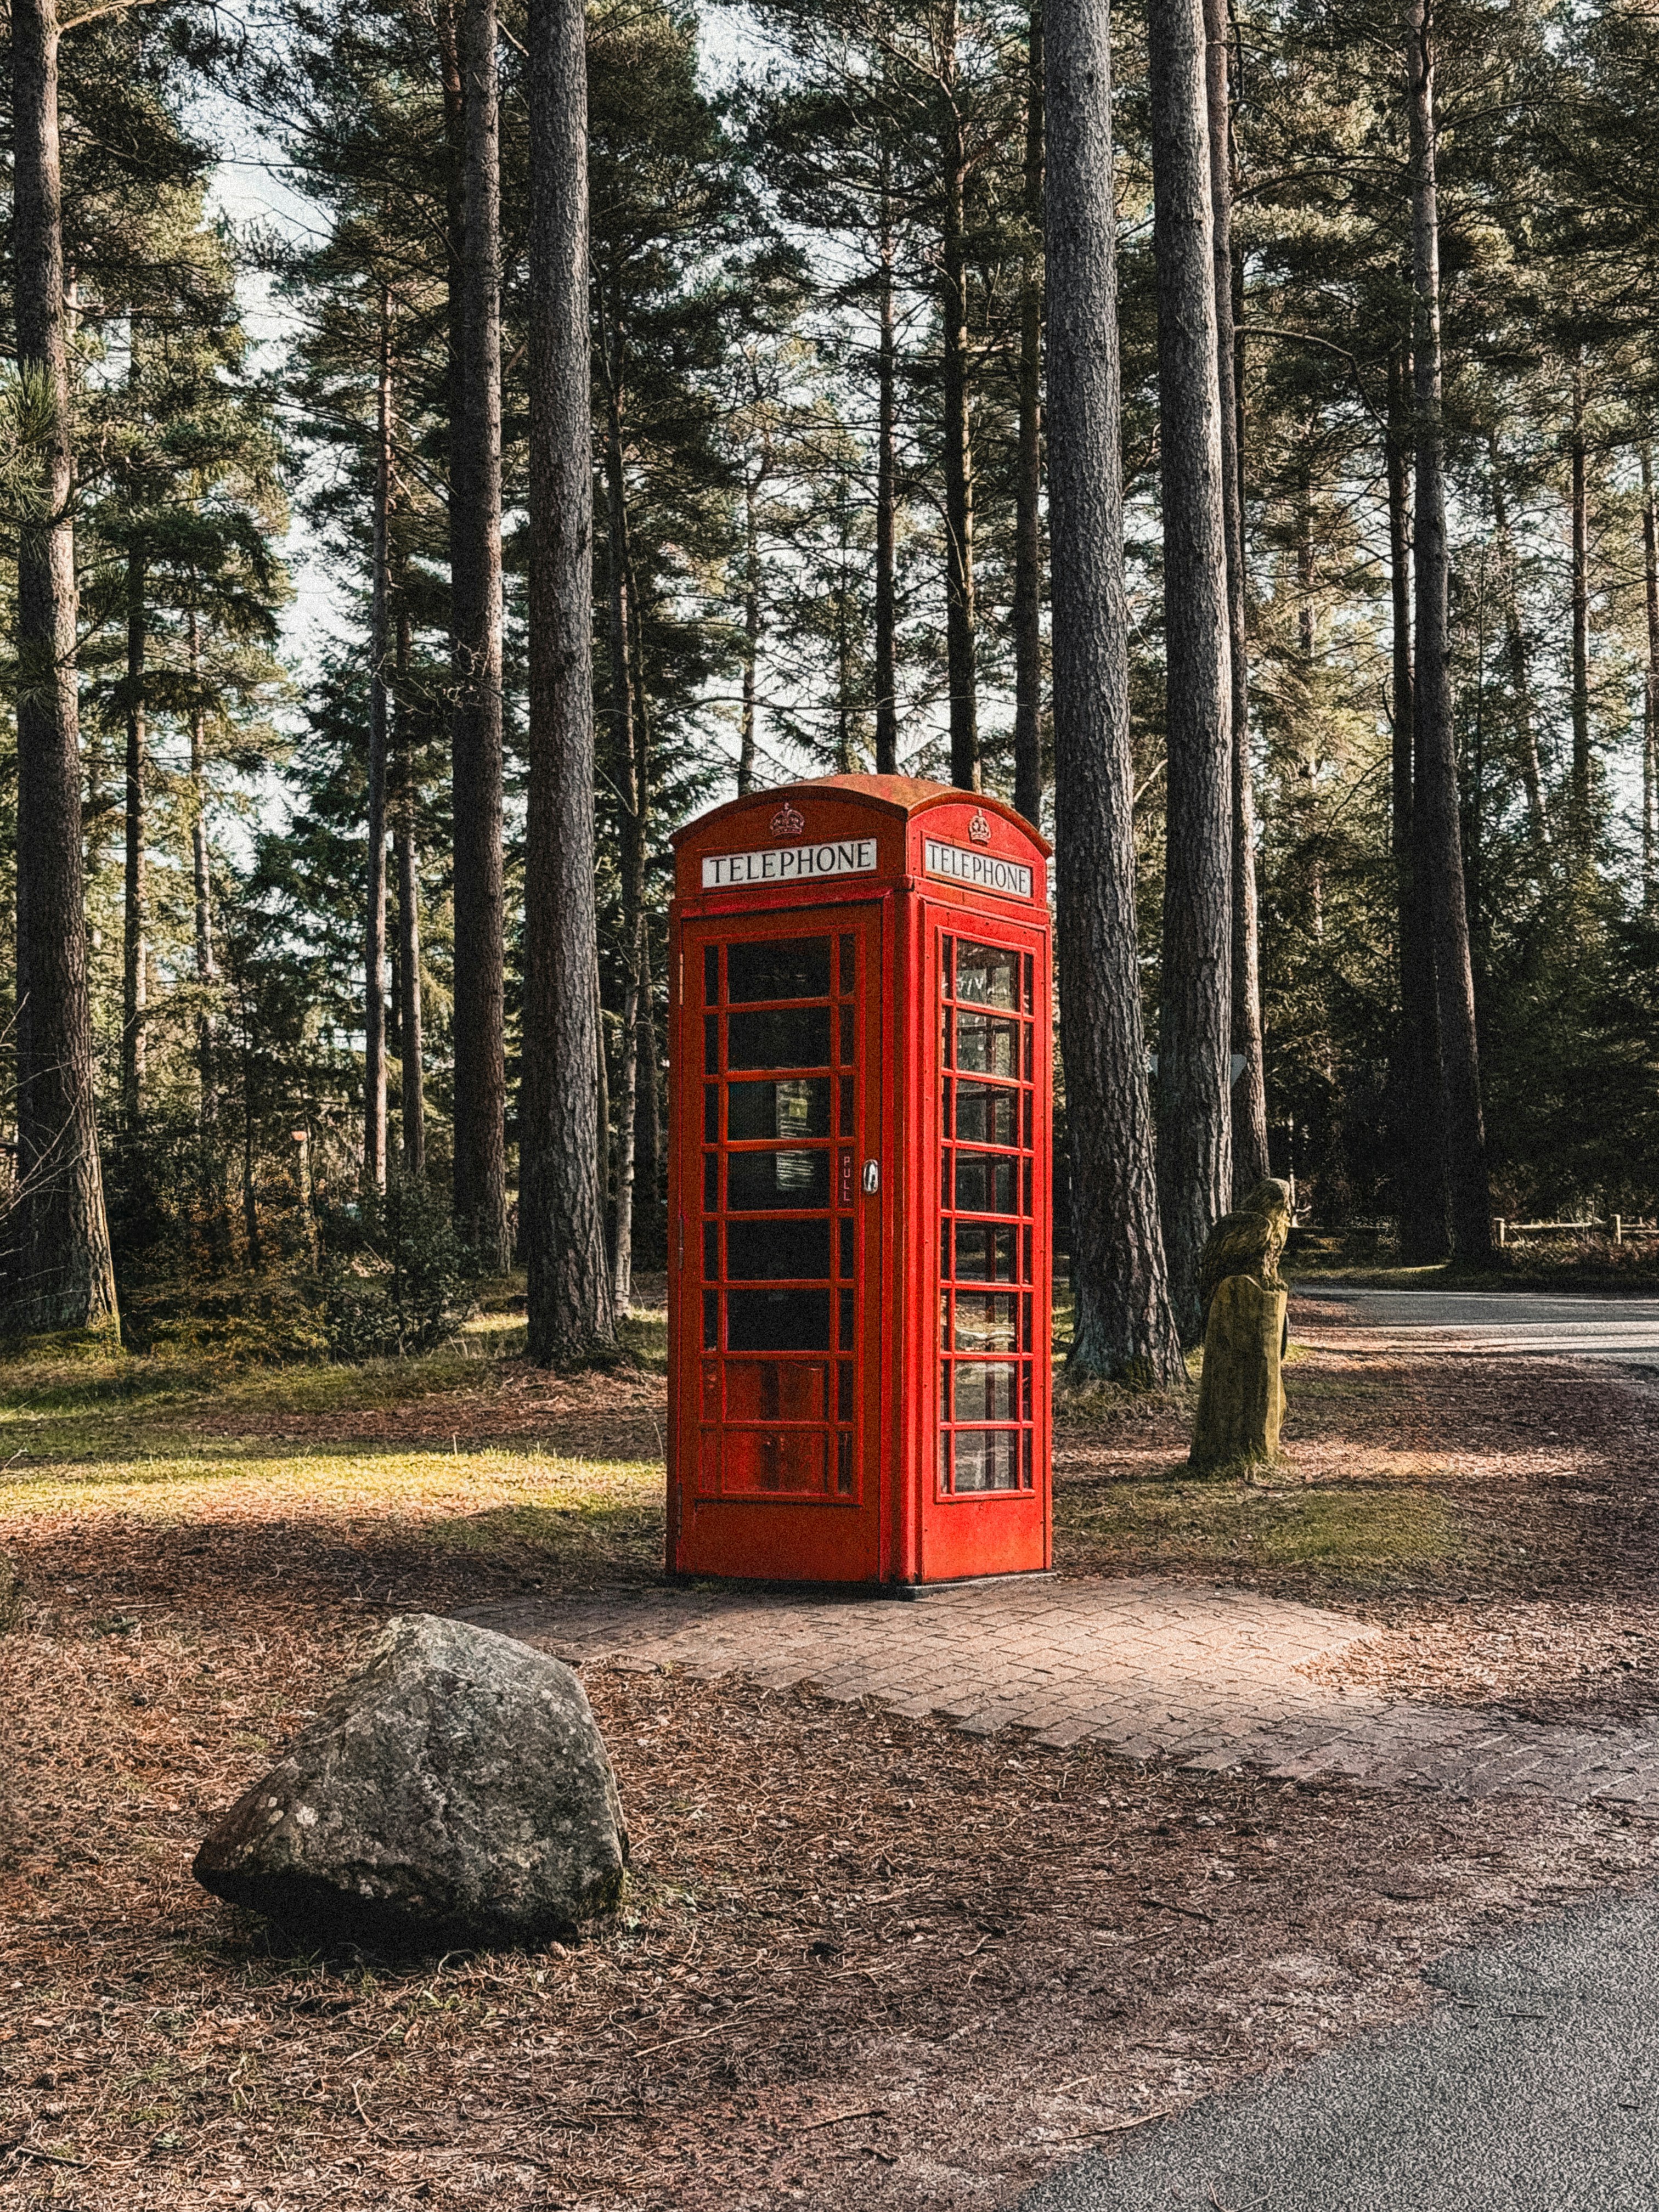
321, 1175, 473, 1361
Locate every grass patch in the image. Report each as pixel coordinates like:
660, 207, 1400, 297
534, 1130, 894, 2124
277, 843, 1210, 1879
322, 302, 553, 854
0, 1444, 662, 1526
1056, 1470, 1455, 1585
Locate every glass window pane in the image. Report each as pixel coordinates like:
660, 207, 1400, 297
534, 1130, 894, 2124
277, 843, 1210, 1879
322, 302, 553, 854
939, 1431, 952, 1493
728, 1006, 832, 1071
838, 1217, 854, 1278
955, 1081, 1017, 1146
954, 1152, 1018, 1215
839, 1005, 854, 1064
726, 1288, 832, 1351
703, 1153, 718, 1211
952, 1359, 1019, 1421
728, 1076, 831, 1140
952, 1291, 1019, 1351
837, 1432, 854, 1496
1024, 1159, 1033, 1216
952, 1429, 1022, 1492
1023, 952, 1034, 1014
727, 1149, 831, 1210
955, 1012, 1019, 1076
954, 1223, 1018, 1282
955, 942, 1019, 1009
725, 1361, 825, 1420
702, 1290, 719, 1348
942, 936, 955, 1000
727, 937, 831, 1003
704, 1014, 719, 1073
704, 1084, 719, 1143
838, 1362, 853, 1419
703, 1221, 719, 1280
839, 933, 856, 994
838, 1075, 853, 1135
838, 1288, 854, 1348
724, 1428, 826, 1494
703, 944, 719, 1005
727, 1217, 830, 1282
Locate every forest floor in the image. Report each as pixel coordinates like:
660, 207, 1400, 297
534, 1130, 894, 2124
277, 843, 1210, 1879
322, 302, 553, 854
5, 1292, 1659, 2209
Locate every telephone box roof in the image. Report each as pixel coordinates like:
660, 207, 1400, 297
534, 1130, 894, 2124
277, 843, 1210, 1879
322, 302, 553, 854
669, 772, 1052, 856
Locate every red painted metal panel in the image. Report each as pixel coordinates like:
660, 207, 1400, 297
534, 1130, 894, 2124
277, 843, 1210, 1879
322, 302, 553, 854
667, 774, 1052, 1588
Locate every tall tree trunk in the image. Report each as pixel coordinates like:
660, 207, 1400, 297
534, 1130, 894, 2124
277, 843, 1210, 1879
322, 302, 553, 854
1406, 0, 1491, 1265
450, 0, 507, 1267
1643, 444, 1659, 917
1045, 0, 1183, 1386
121, 546, 146, 1131
1204, 0, 1267, 1194
875, 140, 900, 778
738, 460, 760, 797
523, 0, 616, 1364
1387, 347, 1447, 1263
1569, 351, 1592, 854
365, 288, 392, 1192
188, 603, 217, 1122
600, 306, 645, 1317
187, 603, 229, 1270
393, 594, 426, 1176
940, 0, 979, 792
10, 0, 117, 1336
1149, 0, 1233, 1343
1011, 0, 1045, 826
1487, 438, 1548, 854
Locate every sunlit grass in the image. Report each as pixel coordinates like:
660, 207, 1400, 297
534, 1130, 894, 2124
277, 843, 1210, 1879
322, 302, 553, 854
1, 1442, 663, 1553
1056, 1470, 1455, 1584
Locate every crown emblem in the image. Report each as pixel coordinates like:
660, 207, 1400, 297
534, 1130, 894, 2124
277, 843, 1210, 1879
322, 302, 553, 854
770, 800, 805, 838
968, 809, 992, 845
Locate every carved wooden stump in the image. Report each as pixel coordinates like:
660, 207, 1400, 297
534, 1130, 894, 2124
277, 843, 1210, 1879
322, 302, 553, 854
1188, 1273, 1287, 1473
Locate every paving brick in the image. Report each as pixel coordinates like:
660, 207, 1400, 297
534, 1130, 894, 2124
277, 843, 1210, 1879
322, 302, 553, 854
459, 1577, 1659, 1814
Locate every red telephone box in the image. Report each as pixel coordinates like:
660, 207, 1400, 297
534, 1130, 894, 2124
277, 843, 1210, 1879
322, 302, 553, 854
667, 774, 1052, 1588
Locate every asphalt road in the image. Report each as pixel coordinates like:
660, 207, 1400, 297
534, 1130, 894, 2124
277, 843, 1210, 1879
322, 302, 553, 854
1017, 1889, 1659, 2211
1299, 1283, 1659, 1363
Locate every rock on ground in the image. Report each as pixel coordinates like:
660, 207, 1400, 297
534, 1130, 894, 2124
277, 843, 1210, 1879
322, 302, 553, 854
193, 1612, 628, 1949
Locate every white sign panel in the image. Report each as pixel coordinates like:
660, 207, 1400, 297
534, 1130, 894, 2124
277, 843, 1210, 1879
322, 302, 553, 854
924, 838, 1033, 900
702, 838, 878, 890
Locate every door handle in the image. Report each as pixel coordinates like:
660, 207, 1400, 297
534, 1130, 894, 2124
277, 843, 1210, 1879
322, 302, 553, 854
862, 1159, 880, 1194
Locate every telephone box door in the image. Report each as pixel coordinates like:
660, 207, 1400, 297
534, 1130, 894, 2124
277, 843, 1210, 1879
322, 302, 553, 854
673, 906, 886, 1582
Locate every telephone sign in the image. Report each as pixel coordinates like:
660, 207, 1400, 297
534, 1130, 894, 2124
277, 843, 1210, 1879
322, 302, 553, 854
667, 774, 1053, 1588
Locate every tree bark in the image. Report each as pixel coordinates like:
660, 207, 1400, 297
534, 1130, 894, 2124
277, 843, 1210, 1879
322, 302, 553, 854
1011, 0, 1044, 826
121, 545, 146, 1131
940, 0, 979, 792
1643, 444, 1659, 916
188, 602, 217, 1124
1045, 0, 1183, 1386
1387, 347, 1447, 1263
523, 0, 616, 1364
393, 592, 426, 1176
365, 288, 392, 1192
449, 0, 507, 1267
738, 460, 760, 797
1149, 0, 1233, 1343
1406, 0, 1491, 1265
875, 138, 900, 778
1204, 0, 1267, 1195
10, 0, 118, 1336
1569, 351, 1592, 851
1488, 437, 1549, 854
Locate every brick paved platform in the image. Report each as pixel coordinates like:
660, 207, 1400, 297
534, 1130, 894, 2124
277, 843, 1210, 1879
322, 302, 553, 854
457, 1577, 1659, 1813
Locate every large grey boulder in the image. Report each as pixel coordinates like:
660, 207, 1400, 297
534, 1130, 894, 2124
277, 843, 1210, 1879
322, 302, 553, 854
193, 1613, 627, 1949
